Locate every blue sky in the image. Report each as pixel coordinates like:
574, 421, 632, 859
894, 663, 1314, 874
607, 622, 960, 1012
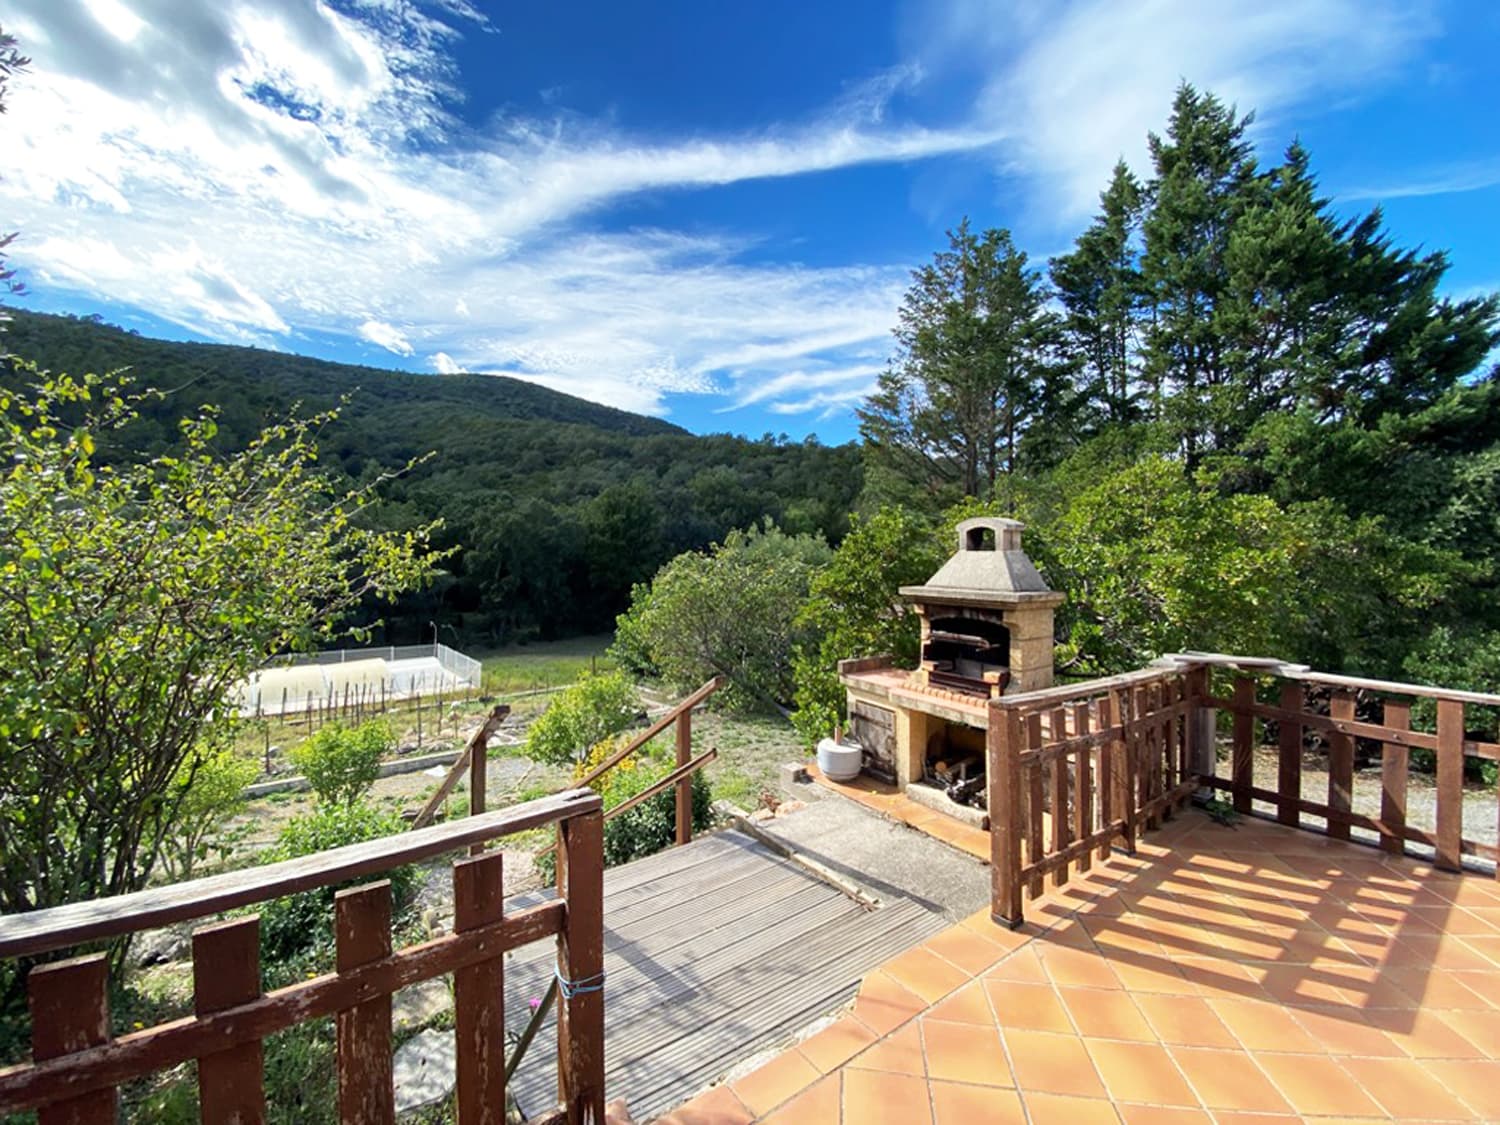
2, 0, 1497, 443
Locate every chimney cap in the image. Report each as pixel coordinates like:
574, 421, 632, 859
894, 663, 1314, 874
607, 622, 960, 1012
898, 514, 1061, 607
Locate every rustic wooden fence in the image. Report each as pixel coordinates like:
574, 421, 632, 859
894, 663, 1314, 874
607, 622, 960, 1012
1186, 654, 1500, 876
0, 790, 606, 1124
988, 665, 1205, 926
987, 653, 1500, 925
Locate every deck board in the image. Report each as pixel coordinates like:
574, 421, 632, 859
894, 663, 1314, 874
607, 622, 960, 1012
503, 829, 946, 1121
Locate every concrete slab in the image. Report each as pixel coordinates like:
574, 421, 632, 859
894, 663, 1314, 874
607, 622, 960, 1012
750, 794, 991, 922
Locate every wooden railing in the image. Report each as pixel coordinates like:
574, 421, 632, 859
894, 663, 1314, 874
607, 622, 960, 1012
0, 789, 606, 1124
1183, 653, 1500, 876
988, 665, 1205, 926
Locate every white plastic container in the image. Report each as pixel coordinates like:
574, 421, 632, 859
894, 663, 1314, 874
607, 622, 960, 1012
816, 738, 863, 782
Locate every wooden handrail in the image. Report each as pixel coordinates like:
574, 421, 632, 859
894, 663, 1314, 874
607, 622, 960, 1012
0, 788, 602, 959
573, 677, 722, 790
538, 749, 718, 859
1168, 651, 1500, 707
408, 703, 511, 830
0, 901, 564, 1113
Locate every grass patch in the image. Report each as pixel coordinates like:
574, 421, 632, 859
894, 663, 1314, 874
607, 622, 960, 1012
473, 634, 616, 696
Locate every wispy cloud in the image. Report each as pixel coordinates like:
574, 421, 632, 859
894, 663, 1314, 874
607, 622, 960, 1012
915, 0, 1435, 221
1339, 160, 1500, 202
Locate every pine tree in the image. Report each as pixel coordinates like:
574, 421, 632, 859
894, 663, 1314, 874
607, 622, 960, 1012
859, 220, 1062, 503
1050, 159, 1144, 426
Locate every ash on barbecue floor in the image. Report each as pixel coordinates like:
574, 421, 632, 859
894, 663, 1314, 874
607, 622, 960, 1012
752, 786, 993, 922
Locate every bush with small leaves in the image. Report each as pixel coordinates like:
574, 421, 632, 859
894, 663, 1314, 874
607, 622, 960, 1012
290, 719, 392, 807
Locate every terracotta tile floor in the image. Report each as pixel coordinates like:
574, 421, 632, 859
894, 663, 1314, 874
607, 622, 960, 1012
658, 811, 1500, 1124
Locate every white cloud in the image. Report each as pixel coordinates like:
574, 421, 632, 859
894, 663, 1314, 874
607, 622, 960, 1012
359, 319, 414, 356
916, 0, 1434, 221
1339, 159, 1500, 202
0, 0, 1442, 423
431, 350, 461, 374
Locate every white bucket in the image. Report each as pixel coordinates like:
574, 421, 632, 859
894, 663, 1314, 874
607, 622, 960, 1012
816, 738, 863, 782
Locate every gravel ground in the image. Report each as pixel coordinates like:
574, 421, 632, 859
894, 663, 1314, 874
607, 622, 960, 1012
1246, 745, 1497, 874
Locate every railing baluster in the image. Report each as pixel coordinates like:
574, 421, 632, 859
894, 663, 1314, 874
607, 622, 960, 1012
194, 917, 266, 1124
336, 882, 395, 1125
1277, 683, 1303, 828
1231, 677, 1255, 815
1026, 713, 1045, 896
1327, 693, 1356, 841
1436, 699, 1464, 872
1380, 699, 1410, 856
1097, 695, 1115, 862
557, 808, 605, 1124
29, 955, 115, 1125
1073, 702, 1092, 875
1115, 689, 1135, 854
675, 708, 693, 846
454, 853, 507, 1125
1048, 706, 1070, 890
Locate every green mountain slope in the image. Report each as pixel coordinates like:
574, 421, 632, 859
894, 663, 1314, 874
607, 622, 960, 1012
2, 311, 863, 642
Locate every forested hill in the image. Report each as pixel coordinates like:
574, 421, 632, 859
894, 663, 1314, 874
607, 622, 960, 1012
1, 310, 864, 642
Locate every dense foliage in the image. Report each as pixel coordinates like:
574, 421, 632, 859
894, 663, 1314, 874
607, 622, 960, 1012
611, 523, 832, 711
0, 371, 438, 923
2, 310, 864, 644
834, 82, 1499, 706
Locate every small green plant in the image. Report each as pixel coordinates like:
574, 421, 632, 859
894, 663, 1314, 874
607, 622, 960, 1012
257, 801, 416, 960
160, 745, 259, 881
290, 719, 392, 807
1202, 796, 1239, 826
523, 673, 637, 767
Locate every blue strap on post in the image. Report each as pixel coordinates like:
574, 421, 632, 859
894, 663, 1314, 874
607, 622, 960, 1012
554, 966, 606, 999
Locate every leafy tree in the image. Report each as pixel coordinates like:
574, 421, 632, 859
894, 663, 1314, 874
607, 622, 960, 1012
290, 719, 393, 807
790, 507, 945, 744
0, 369, 441, 922
612, 522, 831, 711
523, 672, 639, 766
860, 220, 1063, 504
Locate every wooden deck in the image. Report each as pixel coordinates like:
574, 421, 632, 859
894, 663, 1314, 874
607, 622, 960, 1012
504, 828, 949, 1121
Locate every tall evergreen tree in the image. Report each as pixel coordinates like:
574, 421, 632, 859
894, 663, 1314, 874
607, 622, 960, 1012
1050, 160, 1144, 426
1140, 84, 1261, 464
859, 220, 1061, 503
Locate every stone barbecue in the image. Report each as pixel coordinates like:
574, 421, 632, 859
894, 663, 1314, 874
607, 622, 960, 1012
838, 517, 1063, 824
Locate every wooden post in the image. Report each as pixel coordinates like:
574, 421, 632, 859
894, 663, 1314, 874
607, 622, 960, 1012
1380, 700, 1411, 857
675, 709, 693, 846
335, 882, 395, 1125
556, 810, 606, 1124
1073, 702, 1092, 875
989, 704, 1023, 927
416, 691, 423, 750
1025, 713, 1045, 895
1231, 677, 1255, 815
1096, 695, 1115, 861
29, 955, 115, 1125
1327, 693, 1356, 841
1047, 707, 1070, 891
1435, 699, 1464, 872
1186, 666, 1214, 786
194, 917, 266, 1123
1277, 682, 1303, 828
469, 718, 488, 855
454, 853, 507, 1125
1113, 690, 1135, 855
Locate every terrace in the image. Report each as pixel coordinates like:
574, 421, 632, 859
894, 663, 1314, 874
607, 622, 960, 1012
1, 653, 1497, 1123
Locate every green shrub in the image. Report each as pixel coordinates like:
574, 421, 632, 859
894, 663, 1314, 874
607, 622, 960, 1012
160, 745, 259, 880
523, 673, 637, 766
290, 719, 392, 807
257, 802, 415, 961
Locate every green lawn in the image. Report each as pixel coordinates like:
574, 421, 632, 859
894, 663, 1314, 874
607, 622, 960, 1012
471, 634, 617, 696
